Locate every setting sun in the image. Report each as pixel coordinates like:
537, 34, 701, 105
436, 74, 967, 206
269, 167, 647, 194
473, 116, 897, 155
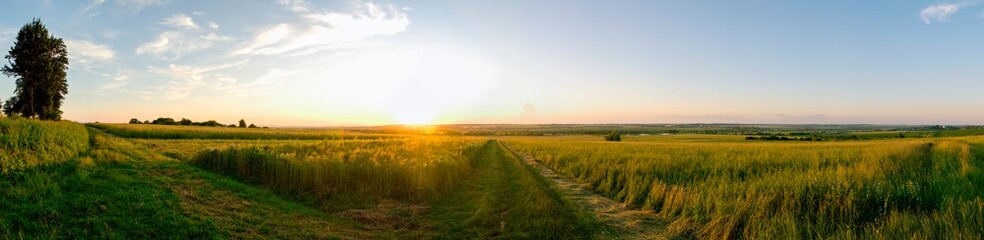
373, 45, 497, 125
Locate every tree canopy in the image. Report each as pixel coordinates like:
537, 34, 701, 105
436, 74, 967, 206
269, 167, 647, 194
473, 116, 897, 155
1, 19, 69, 120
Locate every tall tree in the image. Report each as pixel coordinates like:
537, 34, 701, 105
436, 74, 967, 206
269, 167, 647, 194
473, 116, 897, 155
238, 119, 247, 128
1, 19, 69, 120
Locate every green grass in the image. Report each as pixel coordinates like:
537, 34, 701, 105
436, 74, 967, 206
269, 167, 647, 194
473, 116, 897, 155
0, 159, 218, 239
0, 118, 89, 173
87, 123, 392, 140
428, 140, 602, 239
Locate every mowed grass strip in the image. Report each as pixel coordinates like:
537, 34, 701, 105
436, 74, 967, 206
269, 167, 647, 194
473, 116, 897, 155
429, 140, 602, 239
507, 137, 984, 239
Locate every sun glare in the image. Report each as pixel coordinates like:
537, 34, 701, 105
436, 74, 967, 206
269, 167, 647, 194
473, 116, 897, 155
382, 45, 498, 125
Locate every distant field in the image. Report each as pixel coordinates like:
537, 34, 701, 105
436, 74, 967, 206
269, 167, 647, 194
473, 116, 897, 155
505, 134, 984, 239
192, 137, 486, 209
88, 123, 393, 140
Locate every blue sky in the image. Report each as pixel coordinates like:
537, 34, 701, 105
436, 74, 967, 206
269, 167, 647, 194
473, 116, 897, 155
0, 1, 982, 125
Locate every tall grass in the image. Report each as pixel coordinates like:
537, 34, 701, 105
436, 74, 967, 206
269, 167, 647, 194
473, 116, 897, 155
506, 137, 984, 239
0, 118, 89, 173
192, 137, 485, 210
88, 123, 391, 140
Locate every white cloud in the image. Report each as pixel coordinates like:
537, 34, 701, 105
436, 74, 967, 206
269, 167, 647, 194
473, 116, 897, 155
278, 0, 310, 13
79, 0, 166, 17
162, 13, 199, 29
78, 0, 105, 16
135, 31, 231, 60
920, 2, 980, 24
0, 28, 15, 42
208, 22, 220, 30
149, 60, 247, 100
98, 73, 129, 91
235, 3, 409, 56
113, 0, 169, 10
64, 39, 115, 65
921, 4, 959, 23
137, 13, 230, 60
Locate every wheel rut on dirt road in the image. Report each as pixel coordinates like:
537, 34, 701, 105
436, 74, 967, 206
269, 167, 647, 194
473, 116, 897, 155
500, 142, 667, 240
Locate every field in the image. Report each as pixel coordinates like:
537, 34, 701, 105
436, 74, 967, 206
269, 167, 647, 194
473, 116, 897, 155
1, 121, 983, 239
504, 135, 984, 239
0, 118, 88, 173
88, 123, 393, 140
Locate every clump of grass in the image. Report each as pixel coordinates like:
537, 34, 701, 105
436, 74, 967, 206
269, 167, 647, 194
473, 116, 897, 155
0, 118, 88, 173
192, 137, 485, 210
87, 123, 391, 140
507, 137, 984, 239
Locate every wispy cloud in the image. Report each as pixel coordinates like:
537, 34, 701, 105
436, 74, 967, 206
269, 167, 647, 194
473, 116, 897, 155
136, 13, 230, 60
97, 73, 130, 91
0, 28, 15, 42
278, 0, 311, 13
234, 3, 409, 56
78, 0, 105, 17
64, 39, 115, 64
136, 31, 231, 60
161, 13, 199, 29
80, 0, 167, 15
920, 1, 980, 24
113, 0, 169, 10
148, 60, 247, 100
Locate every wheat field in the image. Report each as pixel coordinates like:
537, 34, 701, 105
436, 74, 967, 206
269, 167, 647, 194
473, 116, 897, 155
505, 135, 984, 239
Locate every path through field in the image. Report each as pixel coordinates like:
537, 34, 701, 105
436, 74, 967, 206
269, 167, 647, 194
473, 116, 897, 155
501, 142, 668, 240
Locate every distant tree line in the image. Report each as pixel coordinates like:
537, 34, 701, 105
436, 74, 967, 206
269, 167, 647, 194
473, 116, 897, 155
745, 132, 915, 141
129, 117, 265, 128
745, 136, 817, 141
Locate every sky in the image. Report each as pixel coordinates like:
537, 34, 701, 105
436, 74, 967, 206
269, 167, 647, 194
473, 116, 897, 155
0, 1, 983, 126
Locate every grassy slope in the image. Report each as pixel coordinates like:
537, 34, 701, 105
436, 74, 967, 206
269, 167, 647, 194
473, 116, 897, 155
428, 140, 603, 239
1, 126, 373, 239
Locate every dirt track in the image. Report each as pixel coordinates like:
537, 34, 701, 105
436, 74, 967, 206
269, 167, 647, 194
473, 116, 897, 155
500, 143, 667, 240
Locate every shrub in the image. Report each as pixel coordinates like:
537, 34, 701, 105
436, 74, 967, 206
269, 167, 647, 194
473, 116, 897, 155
604, 131, 621, 141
